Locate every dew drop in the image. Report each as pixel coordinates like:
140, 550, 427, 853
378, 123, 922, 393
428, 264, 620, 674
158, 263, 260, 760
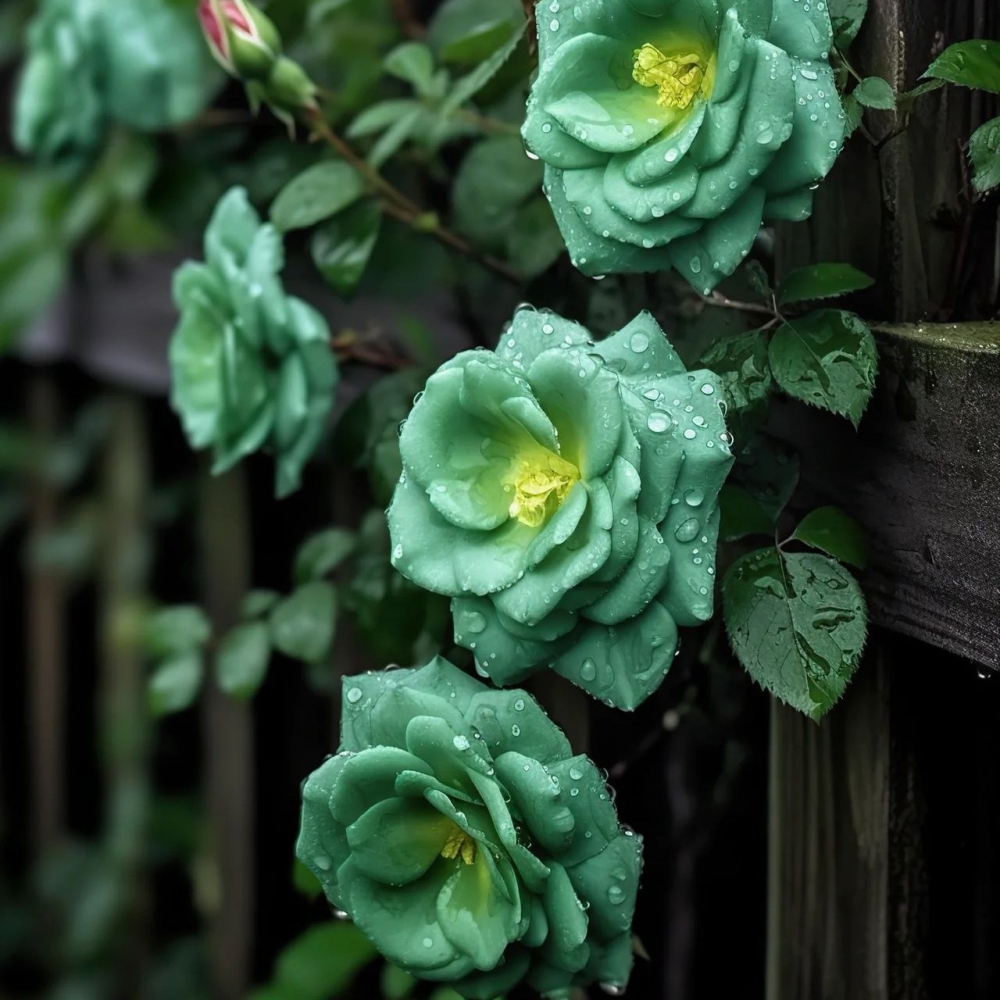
674, 518, 700, 543
684, 488, 704, 507
630, 331, 650, 353
580, 658, 597, 681
346, 687, 363, 704
514, 698, 525, 711
647, 411, 670, 433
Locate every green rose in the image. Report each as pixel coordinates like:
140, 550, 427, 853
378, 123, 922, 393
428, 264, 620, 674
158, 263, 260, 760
523, 0, 846, 289
14, 0, 215, 169
297, 657, 643, 999
169, 187, 339, 497
387, 308, 733, 710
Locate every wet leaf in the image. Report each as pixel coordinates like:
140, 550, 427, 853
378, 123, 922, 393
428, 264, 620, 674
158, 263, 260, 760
294, 528, 357, 584
734, 435, 800, 523
852, 76, 895, 110
270, 161, 365, 232
829, 0, 868, 49
719, 484, 775, 542
700, 330, 773, 417
792, 506, 869, 570
923, 40, 1000, 94
777, 264, 875, 306
768, 310, 877, 426
216, 622, 271, 699
723, 548, 867, 720
148, 652, 204, 716
311, 199, 382, 295
969, 116, 1000, 194
270, 581, 337, 663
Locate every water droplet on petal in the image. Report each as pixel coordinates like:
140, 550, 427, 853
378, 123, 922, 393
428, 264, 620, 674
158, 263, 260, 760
346, 687, 363, 704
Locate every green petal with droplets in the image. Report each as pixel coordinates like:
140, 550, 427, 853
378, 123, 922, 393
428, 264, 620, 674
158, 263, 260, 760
553, 601, 680, 711
566, 832, 643, 939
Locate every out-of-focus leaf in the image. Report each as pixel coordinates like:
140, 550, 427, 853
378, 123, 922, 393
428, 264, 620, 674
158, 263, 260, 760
294, 528, 357, 583
216, 622, 272, 699
269, 581, 337, 663
427, 0, 523, 65
270, 161, 365, 232
144, 606, 212, 658
148, 652, 204, 716
311, 200, 383, 295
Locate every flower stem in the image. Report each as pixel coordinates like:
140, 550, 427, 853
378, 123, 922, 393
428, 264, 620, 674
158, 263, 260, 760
303, 107, 521, 284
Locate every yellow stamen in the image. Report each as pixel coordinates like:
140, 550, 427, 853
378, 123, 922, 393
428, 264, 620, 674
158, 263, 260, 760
441, 826, 477, 865
632, 44, 706, 110
504, 453, 579, 527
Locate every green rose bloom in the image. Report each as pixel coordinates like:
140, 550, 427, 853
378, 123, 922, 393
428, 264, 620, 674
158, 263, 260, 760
14, 0, 215, 170
522, 0, 846, 288
297, 657, 643, 999
169, 187, 339, 497
387, 308, 733, 710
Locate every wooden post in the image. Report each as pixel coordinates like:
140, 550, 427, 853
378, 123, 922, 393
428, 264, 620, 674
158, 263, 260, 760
27, 373, 66, 857
98, 393, 152, 992
199, 465, 254, 1000
767, 0, 999, 996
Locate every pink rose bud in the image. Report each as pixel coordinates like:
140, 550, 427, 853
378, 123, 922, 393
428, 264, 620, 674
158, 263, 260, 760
198, 0, 282, 82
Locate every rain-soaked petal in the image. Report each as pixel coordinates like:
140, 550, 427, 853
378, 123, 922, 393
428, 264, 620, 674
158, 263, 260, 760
523, 0, 847, 288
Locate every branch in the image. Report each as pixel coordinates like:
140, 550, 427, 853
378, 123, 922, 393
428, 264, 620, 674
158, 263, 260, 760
304, 108, 521, 284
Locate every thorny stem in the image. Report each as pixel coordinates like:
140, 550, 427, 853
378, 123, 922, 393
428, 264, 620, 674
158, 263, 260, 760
304, 108, 521, 284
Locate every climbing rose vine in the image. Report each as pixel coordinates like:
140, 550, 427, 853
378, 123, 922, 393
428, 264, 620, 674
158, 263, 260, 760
169, 187, 339, 497
14, 0, 213, 169
297, 658, 643, 998
523, 0, 846, 287
388, 308, 733, 710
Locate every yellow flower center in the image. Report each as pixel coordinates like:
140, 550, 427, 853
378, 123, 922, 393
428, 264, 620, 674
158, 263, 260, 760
504, 453, 579, 527
632, 44, 707, 110
441, 825, 477, 865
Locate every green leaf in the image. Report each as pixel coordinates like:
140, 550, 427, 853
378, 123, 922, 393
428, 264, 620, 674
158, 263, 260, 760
294, 528, 357, 583
380, 964, 416, 1000
719, 484, 775, 542
453, 134, 542, 243
292, 858, 323, 901
311, 200, 383, 295
367, 106, 425, 169
792, 506, 869, 570
269, 581, 337, 663
347, 100, 423, 139
735, 435, 800, 523
507, 196, 565, 279
383, 42, 436, 96
440, 18, 527, 116
243, 589, 281, 619
969, 117, 1000, 193
250, 922, 378, 1000
744, 260, 773, 301
852, 76, 896, 110
829, 0, 868, 49
723, 548, 867, 720
428, 0, 523, 65
842, 94, 864, 137
700, 330, 774, 417
144, 606, 212, 657
777, 264, 875, 305
270, 161, 366, 233
768, 310, 878, 426
148, 652, 204, 716
923, 40, 1000, 94
216, 622, 271, 699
